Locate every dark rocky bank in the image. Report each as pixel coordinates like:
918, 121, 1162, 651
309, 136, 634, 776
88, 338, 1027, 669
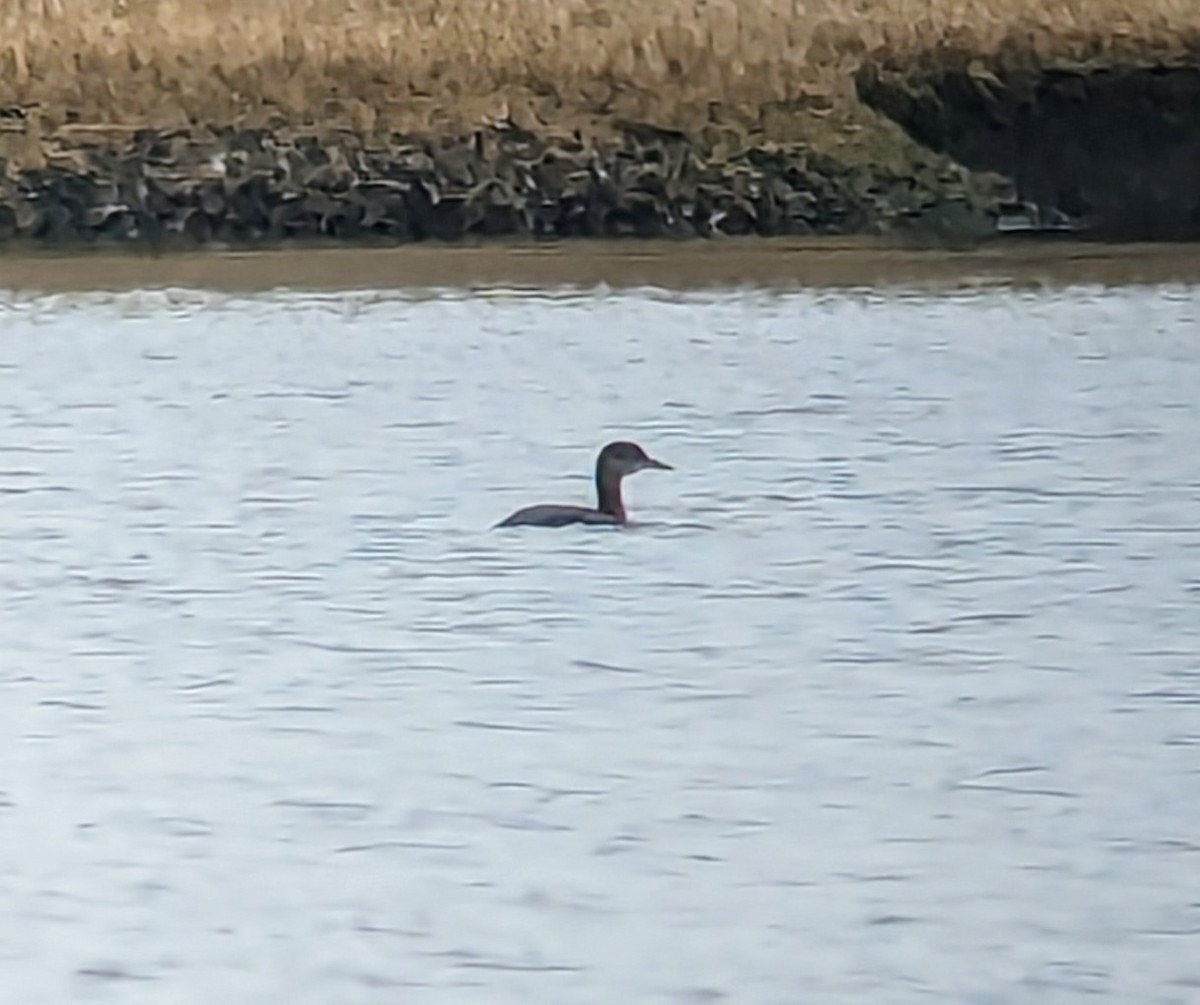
857, 56, 1200, 239
5, 51, 1198, 248
0, 116, 1003, 248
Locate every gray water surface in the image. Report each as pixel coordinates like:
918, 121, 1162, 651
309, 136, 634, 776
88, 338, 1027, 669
1, 277, 1198, 1004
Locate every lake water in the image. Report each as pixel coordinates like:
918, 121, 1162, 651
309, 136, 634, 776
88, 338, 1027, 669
1, 245, 1198, 1004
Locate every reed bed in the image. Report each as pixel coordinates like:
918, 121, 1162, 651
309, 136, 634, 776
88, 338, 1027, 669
2, 0, 1198, 131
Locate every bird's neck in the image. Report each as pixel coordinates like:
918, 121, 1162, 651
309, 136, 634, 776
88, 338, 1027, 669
595, 467, 626, 523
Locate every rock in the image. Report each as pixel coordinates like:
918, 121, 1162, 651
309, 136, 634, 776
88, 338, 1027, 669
182, 208, 214, 243
0, 117, 1010, 246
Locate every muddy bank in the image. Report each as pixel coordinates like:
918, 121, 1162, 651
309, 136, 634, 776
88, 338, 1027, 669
857, 50, 1200, 239
0, 115, 1006, 247
7, 240, 1200, 295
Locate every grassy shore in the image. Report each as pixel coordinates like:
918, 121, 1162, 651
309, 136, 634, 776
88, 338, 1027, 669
1, 1, 1197, 246
3, 0, 1198, 135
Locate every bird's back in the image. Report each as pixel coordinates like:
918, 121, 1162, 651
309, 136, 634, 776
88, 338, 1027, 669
495, 504, 619, 528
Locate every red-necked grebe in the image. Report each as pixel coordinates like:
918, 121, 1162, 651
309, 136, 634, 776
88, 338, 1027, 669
496, 441, 672, 528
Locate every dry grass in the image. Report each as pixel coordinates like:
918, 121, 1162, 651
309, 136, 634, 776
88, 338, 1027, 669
2, 0, 1199, 132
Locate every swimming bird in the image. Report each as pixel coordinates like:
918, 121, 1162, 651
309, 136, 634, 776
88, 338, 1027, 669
496, 441, 672, 528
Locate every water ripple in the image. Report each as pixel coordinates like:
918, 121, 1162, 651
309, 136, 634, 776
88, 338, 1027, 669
0, 279, 1197, 1005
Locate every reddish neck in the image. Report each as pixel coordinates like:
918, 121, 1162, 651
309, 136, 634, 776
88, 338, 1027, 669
595, 467, 627, 523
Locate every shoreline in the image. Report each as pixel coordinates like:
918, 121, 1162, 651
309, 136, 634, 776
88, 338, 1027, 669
4, 238, 1200, 294
3, 3, 1199, 248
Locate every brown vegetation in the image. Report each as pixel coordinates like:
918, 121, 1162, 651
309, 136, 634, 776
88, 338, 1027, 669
1, 0, 1198, 134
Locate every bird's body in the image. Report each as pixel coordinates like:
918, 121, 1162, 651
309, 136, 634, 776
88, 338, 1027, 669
496, 504, 620, 528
